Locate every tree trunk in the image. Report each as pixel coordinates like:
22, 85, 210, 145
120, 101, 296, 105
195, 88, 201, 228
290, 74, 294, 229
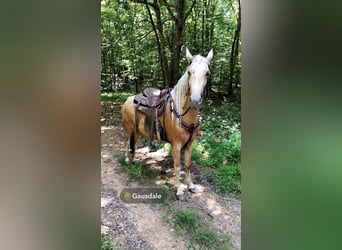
145, 1, 170, 87
132, 0, 195, 87
228, 0, 241, 97
168, 0, 195, 86
168, 0, 184, 86
153, 1, 170, 87
201, 0, 205, 52
193, 5, 197, 51
169, 20, 184, 86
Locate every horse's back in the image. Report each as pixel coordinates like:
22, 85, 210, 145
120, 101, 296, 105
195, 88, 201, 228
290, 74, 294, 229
122, 95, 134, 113
122, 95, 136, 131
122, 95, 151, 139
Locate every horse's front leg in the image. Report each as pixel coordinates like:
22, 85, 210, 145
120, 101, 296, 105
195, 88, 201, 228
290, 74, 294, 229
184, 142, 197, 193
172, 144, 185, 201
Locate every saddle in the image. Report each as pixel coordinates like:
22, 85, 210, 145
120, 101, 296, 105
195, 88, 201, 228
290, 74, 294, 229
134, 88, 168, 112
133, 87, 171, 148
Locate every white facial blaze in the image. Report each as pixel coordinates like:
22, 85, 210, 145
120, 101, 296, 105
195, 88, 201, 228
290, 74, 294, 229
189, 62, 208, 104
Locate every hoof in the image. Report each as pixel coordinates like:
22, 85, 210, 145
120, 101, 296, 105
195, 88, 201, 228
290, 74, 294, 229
189, 187, 198, 193
149, 140, 157, 152
132, 159, 140, 164
177, 193, 187, 201
149, 147, 156, 153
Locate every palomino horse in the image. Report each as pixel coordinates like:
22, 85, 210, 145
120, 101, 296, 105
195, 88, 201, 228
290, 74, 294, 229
122, 48, 213, 200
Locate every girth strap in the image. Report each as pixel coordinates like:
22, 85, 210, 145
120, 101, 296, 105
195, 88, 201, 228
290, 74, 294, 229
181, 120, 199, 150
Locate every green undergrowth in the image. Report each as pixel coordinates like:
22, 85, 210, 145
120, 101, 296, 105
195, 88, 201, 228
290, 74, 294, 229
101, 92, 131, 102
194, 102, 241, 194
118, 155, 158, 182
165, 206, 230, 249
101, 233, 117, 250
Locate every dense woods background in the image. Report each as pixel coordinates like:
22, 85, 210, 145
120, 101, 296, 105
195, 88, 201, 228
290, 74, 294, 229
101, 0, 241, 99
101, 2, 242, 247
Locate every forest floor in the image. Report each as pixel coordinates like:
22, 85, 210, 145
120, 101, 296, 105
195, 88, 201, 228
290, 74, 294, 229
101, 102, 241, 250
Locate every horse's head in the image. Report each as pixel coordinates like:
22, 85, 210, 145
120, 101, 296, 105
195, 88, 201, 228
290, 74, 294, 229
186, 47, 213, 108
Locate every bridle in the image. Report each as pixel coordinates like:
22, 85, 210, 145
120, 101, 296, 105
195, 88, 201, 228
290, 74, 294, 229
169, 89, 200, 151
167, 61, 209, 149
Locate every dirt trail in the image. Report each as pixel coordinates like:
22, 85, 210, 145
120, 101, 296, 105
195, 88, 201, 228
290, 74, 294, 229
101, 102, 241, 250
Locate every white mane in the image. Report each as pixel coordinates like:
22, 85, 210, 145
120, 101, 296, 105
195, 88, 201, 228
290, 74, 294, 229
170, 68, 189, 122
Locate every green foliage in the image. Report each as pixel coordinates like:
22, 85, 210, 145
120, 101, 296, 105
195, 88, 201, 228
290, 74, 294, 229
118, 156, 144, 178
198, 131, 241, 167
101, 233, 114, 250
194, 229, 230, 249
201, 104, 241, 138
192, 102, 241, 193
170, 208, 230, 249
143, 167, 158, 179
101, 92, 131, 102
208, 164, 241, 193
159, 184, 172, 203
190, 140, 202, 162
101, 0, 241, 97
174, 208, 200, 232
164, 142, 172, 153
118, 155, 158, 182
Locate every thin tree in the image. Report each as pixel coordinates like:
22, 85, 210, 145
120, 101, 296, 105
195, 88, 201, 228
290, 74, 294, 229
227, 0, 241, 97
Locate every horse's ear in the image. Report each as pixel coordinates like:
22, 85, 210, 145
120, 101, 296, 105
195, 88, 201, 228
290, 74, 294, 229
186, 47, 193, 64
206, 49, 213, 64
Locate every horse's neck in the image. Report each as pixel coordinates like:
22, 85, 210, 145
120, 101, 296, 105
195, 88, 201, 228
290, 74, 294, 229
171, 75, 199, 124
181, 96, 199, 124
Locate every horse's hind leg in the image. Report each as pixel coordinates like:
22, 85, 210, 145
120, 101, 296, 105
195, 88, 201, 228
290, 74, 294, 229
123, 131, 139, 162
131, 132, 141, 162
122, 96, 138, 162
124, 130, 141, 163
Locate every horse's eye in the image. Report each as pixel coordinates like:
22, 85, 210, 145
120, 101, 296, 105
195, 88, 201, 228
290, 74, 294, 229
188, 71, 191, 75
206, 72, 210, 77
